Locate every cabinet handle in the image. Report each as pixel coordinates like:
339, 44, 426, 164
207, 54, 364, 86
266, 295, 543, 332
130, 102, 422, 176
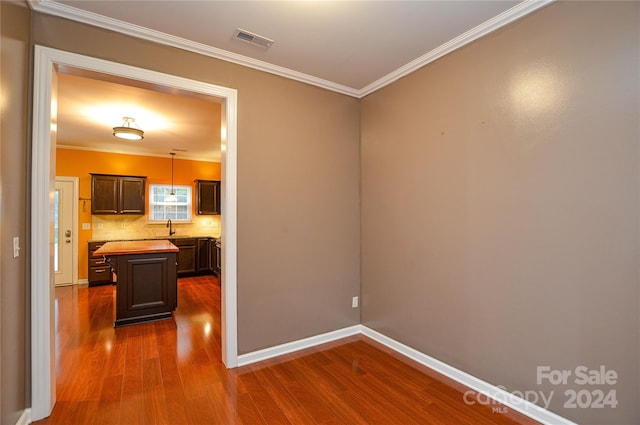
95, 270, 106, 273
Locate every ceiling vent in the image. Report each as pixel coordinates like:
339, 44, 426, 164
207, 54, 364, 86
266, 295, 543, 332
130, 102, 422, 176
233, 29, 274, 49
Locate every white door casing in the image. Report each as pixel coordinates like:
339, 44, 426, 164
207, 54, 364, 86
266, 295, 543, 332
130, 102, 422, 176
31, 45, 238, 421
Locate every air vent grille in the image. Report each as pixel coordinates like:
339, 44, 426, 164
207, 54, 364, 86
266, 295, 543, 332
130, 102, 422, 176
233, 29, 274, 49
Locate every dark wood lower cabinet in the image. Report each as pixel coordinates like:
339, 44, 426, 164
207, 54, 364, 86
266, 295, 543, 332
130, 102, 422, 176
174, 238, 197, 275
113, 251, 177, 327
174, 237, 218, 277
88, 242, 113, 286
214, 239, 221, 275
90, 238, 218, 283
197, 237, 213, 273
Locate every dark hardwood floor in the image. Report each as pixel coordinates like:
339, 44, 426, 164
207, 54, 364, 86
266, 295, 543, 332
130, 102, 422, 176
35, 275, 539, 425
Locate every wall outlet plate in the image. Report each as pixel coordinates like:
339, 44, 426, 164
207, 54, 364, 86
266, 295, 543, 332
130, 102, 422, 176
352, 296, 359, 308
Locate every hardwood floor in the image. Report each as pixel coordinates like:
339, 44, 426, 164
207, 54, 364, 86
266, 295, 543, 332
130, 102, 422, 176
35, 276, 539, 425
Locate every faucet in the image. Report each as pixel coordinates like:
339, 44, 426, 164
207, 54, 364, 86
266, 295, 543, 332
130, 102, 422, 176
166, 219, 176, 236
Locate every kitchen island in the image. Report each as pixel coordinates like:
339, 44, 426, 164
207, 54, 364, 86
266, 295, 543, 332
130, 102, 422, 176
93, 240, 179, 327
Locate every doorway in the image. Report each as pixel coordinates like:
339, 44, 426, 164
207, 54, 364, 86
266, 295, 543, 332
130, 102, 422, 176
31, 46, 238, 421
54, 177, 78, 286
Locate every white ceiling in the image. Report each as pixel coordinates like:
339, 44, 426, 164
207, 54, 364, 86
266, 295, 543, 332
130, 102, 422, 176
56, 68, 222, 161
33, 0, 552, 160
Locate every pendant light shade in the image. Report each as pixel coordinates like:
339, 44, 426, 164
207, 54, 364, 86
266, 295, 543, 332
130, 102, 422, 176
113, 117, 144, 140
165, 153, 178, 202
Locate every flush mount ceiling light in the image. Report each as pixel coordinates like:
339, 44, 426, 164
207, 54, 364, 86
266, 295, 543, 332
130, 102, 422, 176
113, 117, 144, 140
165, 152, 178, 203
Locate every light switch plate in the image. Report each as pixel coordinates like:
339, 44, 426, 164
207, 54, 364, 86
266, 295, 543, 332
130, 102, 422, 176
13, 237, 20, 258
82, 223, 91, 230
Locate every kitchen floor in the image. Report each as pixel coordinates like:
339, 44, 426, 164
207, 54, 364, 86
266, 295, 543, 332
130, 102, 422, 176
36, 276, 538, 425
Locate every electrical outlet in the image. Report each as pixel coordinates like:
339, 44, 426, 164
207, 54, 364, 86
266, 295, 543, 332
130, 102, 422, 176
352, 296, 359, 308
121, 223, 126, 229
97, 223, 104, 230
82, 223, 91, 230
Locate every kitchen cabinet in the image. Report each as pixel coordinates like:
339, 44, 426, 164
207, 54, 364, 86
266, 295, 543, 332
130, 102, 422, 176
88, 241, 112, 286
91, 173, 146, 215
197, 237, 213, 273
88, 237, 215, 281
195, 180, 220, 215
93, 240, 178, 327
214, 239, 221, 275
173, 238, 197, 275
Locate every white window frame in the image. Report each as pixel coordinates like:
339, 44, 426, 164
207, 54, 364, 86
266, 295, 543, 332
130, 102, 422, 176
148, 184, 193, 222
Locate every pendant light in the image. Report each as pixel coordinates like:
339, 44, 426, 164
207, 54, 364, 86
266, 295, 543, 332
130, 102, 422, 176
165, 152, 178, 202
113, 117, 144, 140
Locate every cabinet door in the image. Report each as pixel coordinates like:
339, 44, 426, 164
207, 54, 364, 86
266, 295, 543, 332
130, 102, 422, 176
119, 177, 146, 214
174, 239, 197, 275
91, 175, 119, 214
197, 238, 212, 273
196, 180, 220, 215
215, 241, 221, 275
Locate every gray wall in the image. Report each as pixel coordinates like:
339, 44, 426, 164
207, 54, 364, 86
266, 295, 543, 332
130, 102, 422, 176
360, 2, 639, 424
30, 12, 361, 355
1, 1, 31, 423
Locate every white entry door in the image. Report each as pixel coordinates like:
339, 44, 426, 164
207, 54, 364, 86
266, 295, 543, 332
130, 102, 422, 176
55, 179, 75, 286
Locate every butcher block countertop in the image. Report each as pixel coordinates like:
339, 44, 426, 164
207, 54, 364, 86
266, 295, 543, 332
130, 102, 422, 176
93, 240, 179, 256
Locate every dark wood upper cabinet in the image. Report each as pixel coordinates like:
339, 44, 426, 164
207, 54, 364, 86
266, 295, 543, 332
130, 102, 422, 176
91, 173, 146, 215
195, 179, 220, 215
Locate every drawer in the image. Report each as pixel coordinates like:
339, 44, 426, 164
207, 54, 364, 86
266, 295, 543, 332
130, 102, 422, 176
89, 257, 108, 267
89, 266, 111, 283
88, 242, 106, 251
173, 238, 196, 247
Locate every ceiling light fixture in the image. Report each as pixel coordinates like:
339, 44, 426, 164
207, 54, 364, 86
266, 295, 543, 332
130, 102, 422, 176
165, 152, 178, 203
113, 117, 144, 140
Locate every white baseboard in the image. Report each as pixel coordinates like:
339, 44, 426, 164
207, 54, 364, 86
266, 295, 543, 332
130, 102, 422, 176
15, 408, 31, 425
360, 326, 576, 425
237, 324, 361, 367
238, 324, 575, 425
77, 278, 88, 285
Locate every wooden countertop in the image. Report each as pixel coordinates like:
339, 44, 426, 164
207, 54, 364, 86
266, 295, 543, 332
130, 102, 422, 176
93, 240, 179, 256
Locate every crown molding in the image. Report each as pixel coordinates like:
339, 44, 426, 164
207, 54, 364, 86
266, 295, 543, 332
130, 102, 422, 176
28, 0, 360, 97
358, 0, 554, 97
56, 144, 221, 163
29, 0, 554, 99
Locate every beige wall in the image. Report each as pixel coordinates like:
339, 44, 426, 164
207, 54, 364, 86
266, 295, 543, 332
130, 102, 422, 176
1, 1, 31, 423
361, 2, 639, 424
31, 12, 361, 354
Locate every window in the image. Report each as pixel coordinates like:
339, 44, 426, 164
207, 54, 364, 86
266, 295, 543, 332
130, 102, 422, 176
149, 184, 192, 222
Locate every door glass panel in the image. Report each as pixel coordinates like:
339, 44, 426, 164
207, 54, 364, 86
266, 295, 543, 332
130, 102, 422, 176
54, 189, 60, 272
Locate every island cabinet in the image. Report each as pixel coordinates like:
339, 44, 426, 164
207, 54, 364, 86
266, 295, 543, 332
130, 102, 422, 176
91, 173, 146, 215
195, 180, 220, 215
93, 240, 178, 327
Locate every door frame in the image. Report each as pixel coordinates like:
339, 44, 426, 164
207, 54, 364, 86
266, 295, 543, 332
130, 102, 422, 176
31, 45, 238, 420
54, 176, 79, 286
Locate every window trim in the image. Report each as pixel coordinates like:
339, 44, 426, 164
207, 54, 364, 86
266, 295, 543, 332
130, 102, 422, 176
148, 183, 193, 223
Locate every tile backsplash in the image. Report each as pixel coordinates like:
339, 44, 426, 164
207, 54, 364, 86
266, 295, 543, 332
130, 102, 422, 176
92, 215, 221, 241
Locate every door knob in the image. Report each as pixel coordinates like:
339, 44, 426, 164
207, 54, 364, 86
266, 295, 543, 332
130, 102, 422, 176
65, 239, 71, 244
65, 230, 71, 237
